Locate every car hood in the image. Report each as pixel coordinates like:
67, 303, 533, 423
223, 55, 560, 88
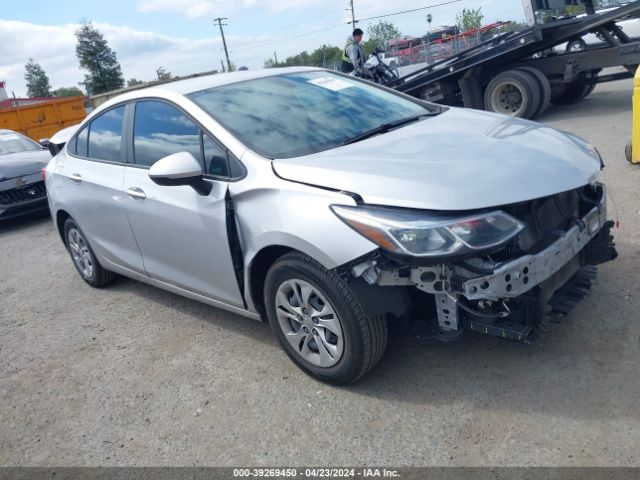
272, 108, 602, 211
0, 149, 51, 181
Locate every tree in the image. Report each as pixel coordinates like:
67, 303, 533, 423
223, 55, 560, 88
363, 21, 401, 55
24, 58, 52, 98
127, 78, 144, 87
75, 21, 125, 95
52, 86, 84, 97
456, 7, 484, 32
156, 67, 172, 81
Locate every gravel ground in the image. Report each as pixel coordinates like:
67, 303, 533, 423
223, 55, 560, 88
1, 79, 639, 467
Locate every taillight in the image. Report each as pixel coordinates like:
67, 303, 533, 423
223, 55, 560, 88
41, 167, 47, 181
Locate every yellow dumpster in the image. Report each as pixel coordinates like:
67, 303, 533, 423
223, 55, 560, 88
0, 96, 86, 143
626, 67, 640, 164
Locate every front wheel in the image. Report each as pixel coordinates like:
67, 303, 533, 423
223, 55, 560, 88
264, 252, 387, 385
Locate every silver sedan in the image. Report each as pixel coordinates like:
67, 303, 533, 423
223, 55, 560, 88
45, 67, 617, 384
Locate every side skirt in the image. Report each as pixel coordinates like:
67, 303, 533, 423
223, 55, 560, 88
100, 258, 262, 321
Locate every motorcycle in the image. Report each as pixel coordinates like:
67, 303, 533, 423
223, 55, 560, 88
361, 47, 400, 86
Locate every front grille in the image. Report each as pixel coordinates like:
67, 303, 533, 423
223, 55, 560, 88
0, 181, 47, 206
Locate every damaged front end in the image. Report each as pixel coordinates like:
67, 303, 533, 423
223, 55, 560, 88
339, 183, 618, 342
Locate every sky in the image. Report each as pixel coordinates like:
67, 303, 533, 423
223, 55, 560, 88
0, 0, 526, 97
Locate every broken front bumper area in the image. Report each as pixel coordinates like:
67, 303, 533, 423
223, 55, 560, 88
351, 190, 618, 341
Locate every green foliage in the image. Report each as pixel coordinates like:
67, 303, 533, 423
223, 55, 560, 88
52, 86, 84, 97
156, 67, 172, 81
363, 21, 402, 56
264, 21, 402, 69
75, 20, 125, 95
265, 44, 342, 69
24, 58, 52, 98
127, 78, 144, 87
456, 7, 484, 32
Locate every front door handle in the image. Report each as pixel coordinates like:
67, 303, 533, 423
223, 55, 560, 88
70, 173, 82, 184
126, 187, 146, 200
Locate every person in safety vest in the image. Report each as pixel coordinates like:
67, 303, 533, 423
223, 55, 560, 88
341, 28, 370, 77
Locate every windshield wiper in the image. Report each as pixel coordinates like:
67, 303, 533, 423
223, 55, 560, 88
341, 113, 438, 146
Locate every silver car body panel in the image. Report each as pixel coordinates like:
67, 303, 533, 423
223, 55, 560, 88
123, 166, 245, 307
55, 154, 145, 273
45, 67, 608, 321
272, 108, 602, 211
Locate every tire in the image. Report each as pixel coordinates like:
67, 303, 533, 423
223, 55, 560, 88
550, 82, 592, 105
264, 252, 388, 385
516, 67, 551, 118
484, 70, 541, 119
583, 81, 597, 99
64, 218, 116, 288
566, 39, 587, 53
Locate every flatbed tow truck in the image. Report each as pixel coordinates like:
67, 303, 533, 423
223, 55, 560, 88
388, 0, 640, 119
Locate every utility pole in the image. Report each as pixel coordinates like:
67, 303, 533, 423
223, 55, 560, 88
214, 17, 232, 72
348, 0, 356, 26
274, 51, 279, 64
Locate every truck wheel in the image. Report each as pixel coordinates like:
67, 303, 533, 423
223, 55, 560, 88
516, 67, 551, 118
583, 82, 597, 99
551, 83, 592, 105
566, 39, 587, 53
484, 70, 541, 119
264, 252, 388, 385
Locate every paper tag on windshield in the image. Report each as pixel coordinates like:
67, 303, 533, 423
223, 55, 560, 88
0, 133, 20, 142
308, 77, 352, 92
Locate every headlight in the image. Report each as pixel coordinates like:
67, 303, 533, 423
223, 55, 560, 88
331, 205, 525, 258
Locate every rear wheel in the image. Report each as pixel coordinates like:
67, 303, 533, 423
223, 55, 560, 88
516, 67, 551, 118
551, 81, 593, 105
484, 70, 541, 119
264, 252, 387, 385
64, 218, 116, 288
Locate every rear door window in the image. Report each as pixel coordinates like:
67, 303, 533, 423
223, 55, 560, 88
87, 106, 125, 162
74, 125, 89, 157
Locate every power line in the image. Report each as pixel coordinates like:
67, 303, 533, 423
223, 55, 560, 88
214, 17, 232, 72
230, 22, 346, 54
354, 0, 463, 23
230, 0, 464, 57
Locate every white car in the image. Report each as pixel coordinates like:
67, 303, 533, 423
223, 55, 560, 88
557, 6, 640, 53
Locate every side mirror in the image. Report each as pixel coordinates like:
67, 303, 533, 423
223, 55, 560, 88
148, 151, 212, 196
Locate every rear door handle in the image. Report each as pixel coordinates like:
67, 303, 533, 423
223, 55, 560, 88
70, 173, 82, 183
126, 187, 146, 200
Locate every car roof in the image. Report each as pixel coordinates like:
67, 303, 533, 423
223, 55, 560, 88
142, 66, 320, 96
86, 66, 324, 117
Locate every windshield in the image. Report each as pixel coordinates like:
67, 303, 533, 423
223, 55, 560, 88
188, 71, 433, 158
0, 132, 41, 156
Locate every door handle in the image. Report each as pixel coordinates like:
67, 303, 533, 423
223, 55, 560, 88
126, 187, 146, 200
70, 173, 82, 183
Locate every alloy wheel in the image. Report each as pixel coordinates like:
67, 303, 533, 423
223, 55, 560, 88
274, 279, 344, 368
68, 228, 94, 279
